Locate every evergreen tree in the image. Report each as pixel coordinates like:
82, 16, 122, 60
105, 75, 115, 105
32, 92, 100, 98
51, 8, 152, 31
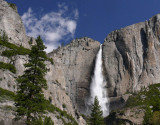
15, 36, 48, 124
88, 96, 105, 125
32, 116, 54, 125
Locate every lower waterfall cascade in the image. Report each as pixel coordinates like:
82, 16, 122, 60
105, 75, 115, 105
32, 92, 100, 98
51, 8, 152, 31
88, 44, 109, 117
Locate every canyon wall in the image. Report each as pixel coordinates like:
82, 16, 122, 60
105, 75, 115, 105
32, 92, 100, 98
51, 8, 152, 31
48, 38, 100, 114
103, 14, 160, 110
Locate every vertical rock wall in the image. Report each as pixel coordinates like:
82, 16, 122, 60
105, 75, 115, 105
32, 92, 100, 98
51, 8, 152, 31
48, 38, 100, 114
0, 0, 31, 48
103, 14, 160, 110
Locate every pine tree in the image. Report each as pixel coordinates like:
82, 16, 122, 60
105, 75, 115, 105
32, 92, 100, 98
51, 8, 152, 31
88, 96, 105, 125
15, 36, 48, 124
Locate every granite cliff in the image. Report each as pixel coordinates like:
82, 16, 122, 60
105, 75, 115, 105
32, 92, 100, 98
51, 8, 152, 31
48, 38, 100, 114
103, 14, 160, 111
46, 13, 160, 124
0, 0, 31, 49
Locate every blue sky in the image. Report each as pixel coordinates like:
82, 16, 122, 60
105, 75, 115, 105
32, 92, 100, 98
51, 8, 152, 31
6, 0, 160, 52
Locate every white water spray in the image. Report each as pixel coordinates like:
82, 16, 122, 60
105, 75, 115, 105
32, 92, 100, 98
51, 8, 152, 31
88, 44, 109, 117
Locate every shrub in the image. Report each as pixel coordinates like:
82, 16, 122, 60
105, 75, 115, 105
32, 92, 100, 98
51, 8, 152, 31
48, 58, 54, 65
0, 33, 53, 65
125, 83, 160, 125
43, 116, 54, 125
1, 105, 16, 111
0, 87, 15, 100
7, 3, 17, 11
0, 62, 16, 73
150, 111, 160, 125
0, 35, 30, 57
143, 106, 152, 125
62, 104, 66, 108
45, 100, 78, 125
49, 96, 52, 103
1, 46, 30, 58
30, 116, 54, 125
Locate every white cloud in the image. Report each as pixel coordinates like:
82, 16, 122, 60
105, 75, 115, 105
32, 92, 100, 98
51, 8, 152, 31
22, 3, 79, 53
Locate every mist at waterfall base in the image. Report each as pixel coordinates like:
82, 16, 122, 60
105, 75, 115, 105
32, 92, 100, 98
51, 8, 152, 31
87, 44, 109, 117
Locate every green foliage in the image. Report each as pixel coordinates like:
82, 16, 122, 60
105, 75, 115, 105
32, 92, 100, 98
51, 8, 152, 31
45, 100, 56, 113
44, 100, 78, 125
47, 58, 54, 65
0, 62, 16, 73
31, 116, 54, 125
88, 96, 105, 125
142, 84, 160, 125
49, 96, 52, 103
0, 32, 53, 66
0, 33, 17, 49
126, 94, 144, 108
7, 3, 17, 11
126, 84, 160, 109
0, 34, 30, 57
0, 87, 15, 101
28, 40, 33, 45
145, 84, 160, 111
143, 106, 153, 125
105, 111, 134, 125
150, 111, 160, 125
62, 104, 66, 108
43, 116, 54, 125
125, 83, 160, 125
143, 108, 160, 125
2, 47, 30, 57
0, 105, 16, 111
1, 44, 30, 57
15, 36, 48, 124
1, 32, 8, 42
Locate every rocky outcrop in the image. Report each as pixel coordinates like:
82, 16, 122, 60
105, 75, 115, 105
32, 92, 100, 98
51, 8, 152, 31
105, 107, 145, 125
0, 0, 32, 48
48, 38, 100, 114
103, 14, 160, 110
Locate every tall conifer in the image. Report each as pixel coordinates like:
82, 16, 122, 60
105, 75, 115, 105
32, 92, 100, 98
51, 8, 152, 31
15, 36, 48, 124
88, 96, 105, 125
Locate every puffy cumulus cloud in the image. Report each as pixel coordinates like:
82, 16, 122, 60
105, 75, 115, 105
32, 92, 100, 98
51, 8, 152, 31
22, 3, 79, 53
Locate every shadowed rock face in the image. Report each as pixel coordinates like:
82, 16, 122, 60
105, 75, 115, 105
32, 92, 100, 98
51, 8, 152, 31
48, 38, 100, 114
103, 14, 160, 110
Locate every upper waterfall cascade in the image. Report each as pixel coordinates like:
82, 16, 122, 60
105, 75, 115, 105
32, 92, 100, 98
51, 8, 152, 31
88, 44, 109, 117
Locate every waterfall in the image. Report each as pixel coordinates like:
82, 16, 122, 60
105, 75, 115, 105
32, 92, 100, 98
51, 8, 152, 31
88, 44, 109, 117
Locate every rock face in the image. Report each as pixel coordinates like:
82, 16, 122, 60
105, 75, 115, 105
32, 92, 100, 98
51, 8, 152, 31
0, 0, 31, 48
103, 14, 160, 110
48, 38, 100, 114
105, 107, 145, 125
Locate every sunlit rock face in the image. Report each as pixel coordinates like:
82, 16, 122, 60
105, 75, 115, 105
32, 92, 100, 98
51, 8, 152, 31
0, 0, 32, 48
103, 14, 160, 110
48, 37, 100, 114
